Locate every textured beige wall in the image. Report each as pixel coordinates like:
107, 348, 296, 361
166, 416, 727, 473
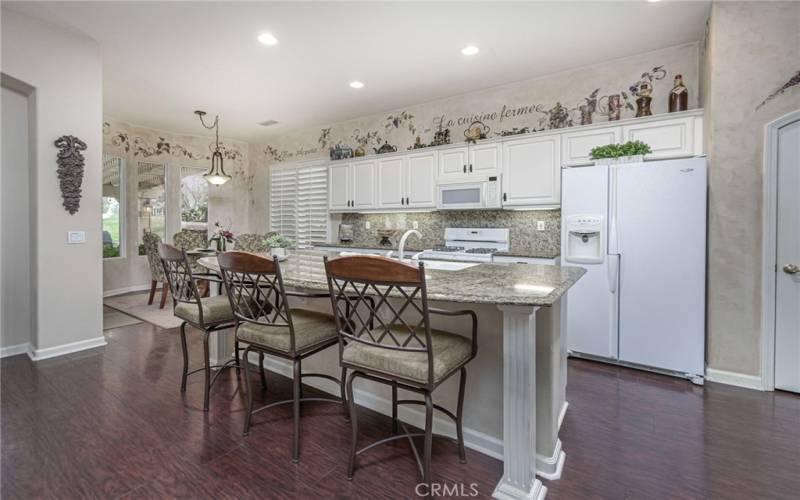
249, 42, 702, 233
102, 119, 254, 293
704, 1, 800, 375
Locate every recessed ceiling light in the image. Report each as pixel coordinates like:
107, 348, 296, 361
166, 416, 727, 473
647, 0, 661, 3
349, 81, 364, 89
257, 32, 278, 46
461, 45, 480, 56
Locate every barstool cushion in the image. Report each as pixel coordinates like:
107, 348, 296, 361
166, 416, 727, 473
175, 295, 234, 325
236, 309, 338, 353
342, 327, 472, 384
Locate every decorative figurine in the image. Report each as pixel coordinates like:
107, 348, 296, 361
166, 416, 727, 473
464, 120, 490, 143
329, 144, 353, 161
354, 146, 366, 157
408, 136, 427, 150
373, 141, 397, 154
430, 126, 451, 146
668, 74, 688, 112
635, 82, 653, 117
579, 89, 600, 125
606, 94, 623, 121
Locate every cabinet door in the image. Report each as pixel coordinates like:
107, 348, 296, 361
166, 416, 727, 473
502, 135, 561, 206
405, 151, 437, 208
328, 162, 351, 210
351, 160, 376, 209
437, 147, 469, 180
562, 127, 621, 166
469, 142, 501, 175
377, 156, 405, 209
622, 116, 695, 160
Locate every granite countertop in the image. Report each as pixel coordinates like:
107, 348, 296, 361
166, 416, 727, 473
317, 242, 560, 260
198, 249, 584, 307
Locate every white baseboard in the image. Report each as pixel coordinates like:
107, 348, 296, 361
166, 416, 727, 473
257, 356, 505, 461
705, 368, 764, 391
28, 336, 107, 361
103, 284, 151, 298
535, 438, 566, 480
1, 343, 31, 358
558, 401, 568, 430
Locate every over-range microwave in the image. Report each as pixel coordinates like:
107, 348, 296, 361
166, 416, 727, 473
437, 176, 502, 210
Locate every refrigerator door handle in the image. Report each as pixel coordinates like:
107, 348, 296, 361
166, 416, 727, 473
608, 166, 620, 254
608, 254, 619, 294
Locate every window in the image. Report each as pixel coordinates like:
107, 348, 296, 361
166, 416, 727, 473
180, 166, 208, 234
102, 154, 124, 258
270, 163, 328, 246
137, 161, 166, 255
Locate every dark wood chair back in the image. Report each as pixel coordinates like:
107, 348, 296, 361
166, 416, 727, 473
217, 251, 291, 335
158, 243, 202, 309
324, 255, 434, 384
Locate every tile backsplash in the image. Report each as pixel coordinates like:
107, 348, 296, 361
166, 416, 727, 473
337, 210, 561, 257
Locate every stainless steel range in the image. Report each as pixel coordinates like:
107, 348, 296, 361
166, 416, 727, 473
419, 228, 509, 263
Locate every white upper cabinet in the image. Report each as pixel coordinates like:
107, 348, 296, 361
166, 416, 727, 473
622, 115, 699, 160
469, 142, 502, 176
405, 151, 437, 208
562, 127, 622, 166
377, 156, 405, 208
351, 159, 376, 209
438, 147, 469, 180
502, 134, 561, 207
328, 162, 351, 210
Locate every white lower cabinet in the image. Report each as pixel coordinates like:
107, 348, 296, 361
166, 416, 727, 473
502, 134, 561, 207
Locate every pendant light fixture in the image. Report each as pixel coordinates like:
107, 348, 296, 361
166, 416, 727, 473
194, 110, 231, 186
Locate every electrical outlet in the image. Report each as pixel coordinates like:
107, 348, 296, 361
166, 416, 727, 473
365, 221, 371, 229
412, 221, 419, 230
536, 221, 546, 231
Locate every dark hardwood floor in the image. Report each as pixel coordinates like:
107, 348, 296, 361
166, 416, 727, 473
2, 320, 798, 499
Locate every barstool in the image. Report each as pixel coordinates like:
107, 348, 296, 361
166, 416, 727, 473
158, 243, 242, 411
323, 255, 478, 494
217, 251, 348, 463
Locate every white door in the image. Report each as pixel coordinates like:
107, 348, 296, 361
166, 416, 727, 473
328, 162, 350, 210
614, 158, 707, 376
351, 160, 376, 209
502, 134, 561, 206
562, 127, 622, 166
438, 147, 469, 180
775, 119, 800, 393
406, 151, 437, 208
469, 142, 501, 176
377, 156, 405, 209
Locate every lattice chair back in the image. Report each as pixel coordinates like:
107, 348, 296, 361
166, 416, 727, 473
323, 255, 435, 386
233, 233, 271, 253
158, 243, 204, 321
142, 230, 165, 283
173, 229, 208, 250
217, 252, 293, 348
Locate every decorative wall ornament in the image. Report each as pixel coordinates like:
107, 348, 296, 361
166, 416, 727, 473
54, 135, 87, 215
756, 70, 800, 110
495, 127, 531, 137
264, 145, 290, 162
318, 128, 332, 149
543, 103, 573, 129
430, 126, 451, 146
386, 111, 416, 135
578, 89, 600, 125
352, 128, 382, 154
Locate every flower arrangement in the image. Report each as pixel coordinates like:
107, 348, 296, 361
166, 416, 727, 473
209, 221, 234, 251
590, 141, 652, 163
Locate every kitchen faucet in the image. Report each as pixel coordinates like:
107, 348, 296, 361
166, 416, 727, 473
397, 229, 422, 262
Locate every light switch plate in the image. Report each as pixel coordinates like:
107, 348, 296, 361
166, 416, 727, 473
68, 231, 86, 244
365, 221, 371, 229
536, 221, 546, 231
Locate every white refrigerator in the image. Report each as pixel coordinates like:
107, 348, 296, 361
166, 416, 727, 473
561, 157, 707, 380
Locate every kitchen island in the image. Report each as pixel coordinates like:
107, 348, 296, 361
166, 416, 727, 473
198, 249, 584, 500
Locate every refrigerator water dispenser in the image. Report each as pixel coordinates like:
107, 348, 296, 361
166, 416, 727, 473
565, 215, 604, 264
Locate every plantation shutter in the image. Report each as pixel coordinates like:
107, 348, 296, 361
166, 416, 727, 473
269, 162, 329, 246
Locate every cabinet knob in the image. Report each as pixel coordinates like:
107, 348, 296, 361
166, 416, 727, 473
401, 197, 404, 205
503, 193, 507, 202
463, 164, 466, 173
405, 197, 409, 205
469, 164, 473, 173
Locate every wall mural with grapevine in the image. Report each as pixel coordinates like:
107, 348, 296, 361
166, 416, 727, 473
255, 42, 699, 166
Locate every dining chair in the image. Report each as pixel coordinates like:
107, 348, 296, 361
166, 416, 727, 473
323, 255, 478, 496
142, 231, 169, 308
217, 251, 347, 463
158, 243, 241, 411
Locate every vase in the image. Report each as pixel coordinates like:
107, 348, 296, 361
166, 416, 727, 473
271, 247, 286, 257
593, 155, 645, 166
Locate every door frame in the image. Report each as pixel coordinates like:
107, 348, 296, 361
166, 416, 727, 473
761, 109, 800, 391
